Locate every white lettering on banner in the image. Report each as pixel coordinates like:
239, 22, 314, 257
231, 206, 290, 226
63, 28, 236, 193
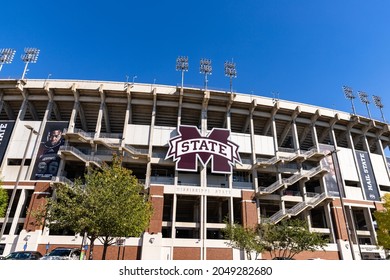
360, 153, 371, 185
177, 138, 231, 159
0, 123, 7, 143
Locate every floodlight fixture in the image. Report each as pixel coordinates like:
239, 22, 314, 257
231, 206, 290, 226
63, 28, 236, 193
224, 60, 237, 93
0, 48, 16, 72
200, 58, 212, 90
373, 95, 386, 123
342, 85, 357, 115
358, 91, 372, 119
176, 56, 188, 88
21, 47, 40, 79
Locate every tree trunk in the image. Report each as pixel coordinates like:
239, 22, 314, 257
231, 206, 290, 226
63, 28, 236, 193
101, 237, 110, 260
88, 236, 97, 260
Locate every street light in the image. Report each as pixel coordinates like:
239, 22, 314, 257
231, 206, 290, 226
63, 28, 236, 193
0, 125, 39, 244
200, 58, 212, 90
342, 86, 356, 115
21, 48, 40, 79
0, 48, 16, 73
358, 91, 372, 119
372, 95, 386, 123
176, 56, 188, 89
328, 148, 357, 260
224, 60, 237, 93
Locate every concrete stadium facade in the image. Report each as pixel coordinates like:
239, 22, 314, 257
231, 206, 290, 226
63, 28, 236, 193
0, 79, 389, 260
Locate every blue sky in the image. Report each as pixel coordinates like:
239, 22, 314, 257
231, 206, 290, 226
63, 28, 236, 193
1, 0, 389, 122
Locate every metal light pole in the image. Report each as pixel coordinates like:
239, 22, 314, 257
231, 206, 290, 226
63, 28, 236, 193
21, 48, 40, 79
0, 125, 39, 244
328, 149, 357, 260
342, 86, 356, 115
200, 58, 212, 90
176, 56, 188, 89
372, 95, 386, 123
0, 48, 16, 73
358, 91, 372, 119
224, 60, 237, 93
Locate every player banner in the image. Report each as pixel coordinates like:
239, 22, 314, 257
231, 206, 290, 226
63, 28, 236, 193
31, 121, 68, 180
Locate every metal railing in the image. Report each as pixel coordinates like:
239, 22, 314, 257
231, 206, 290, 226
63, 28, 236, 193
258, 179, 285, 194
59, 145, 103, 167
307, 192, 328, 207
98, 132, 123, 139
51, 176, 74, 186
265, 209, 287, 224
63, 128, 94, 140
287, 201, 308, 216
256, 156, 281, 165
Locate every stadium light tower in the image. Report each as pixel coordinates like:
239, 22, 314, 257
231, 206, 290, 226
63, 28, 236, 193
0, 48, 16, 73
21, 48, 40, 79
200, 58, 212, 90
358, 91, 372, 119
372, 95, 386, 123
224, 60, 237, 93
342, 85, 356, 115
176, 56, 188, 89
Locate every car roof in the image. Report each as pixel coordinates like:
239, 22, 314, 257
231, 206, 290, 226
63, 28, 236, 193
49, 247, 80, 252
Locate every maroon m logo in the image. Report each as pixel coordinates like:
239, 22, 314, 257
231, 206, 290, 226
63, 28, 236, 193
166, 125, 241, 174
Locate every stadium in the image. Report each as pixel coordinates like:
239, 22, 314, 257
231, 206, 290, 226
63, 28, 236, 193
0, 77, 389, 260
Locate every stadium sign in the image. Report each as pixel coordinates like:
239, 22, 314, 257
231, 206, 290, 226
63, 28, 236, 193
166, 125, 241, 174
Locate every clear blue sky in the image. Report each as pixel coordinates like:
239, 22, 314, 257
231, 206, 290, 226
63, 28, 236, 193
1, 0, 389, 123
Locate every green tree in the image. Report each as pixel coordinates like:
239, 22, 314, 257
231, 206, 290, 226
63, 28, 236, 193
0, 185, 8, 218
373, 193, 390, 250
223, 219, 327, 260
258, 219, 328, 259
39, 155, 153, 260
222, 222, 264, 260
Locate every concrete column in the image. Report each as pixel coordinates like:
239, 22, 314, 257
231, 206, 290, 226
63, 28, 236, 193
145, 89, 157, 187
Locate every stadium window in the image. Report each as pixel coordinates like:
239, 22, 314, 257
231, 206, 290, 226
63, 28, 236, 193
7, 158, 32, 166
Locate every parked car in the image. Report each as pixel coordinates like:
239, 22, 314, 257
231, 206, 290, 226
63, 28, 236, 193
40, 247, 81, 260
2, 251, 43, 260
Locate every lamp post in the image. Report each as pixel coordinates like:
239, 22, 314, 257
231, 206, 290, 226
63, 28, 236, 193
21, 48, 40, 79
176, 56, 188, 89
358, 91, 372, 119
328, 148, 357, 259
0, 125, 39, 244
372, 95, 386, 123
200, 58, 212, 90
342, 86, 356, 115
0, 48, 16, 73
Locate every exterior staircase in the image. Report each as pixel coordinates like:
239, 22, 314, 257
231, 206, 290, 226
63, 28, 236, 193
258, 166, 329, 196
59, 145, 103, 168
264, 192, 330, 224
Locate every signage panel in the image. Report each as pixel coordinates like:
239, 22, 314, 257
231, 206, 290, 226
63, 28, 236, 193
318, 144, 342, 197
31, 121, 68, 180
166, 125, 241, 174
0, 121, 15, 166
355, 150, 380, 201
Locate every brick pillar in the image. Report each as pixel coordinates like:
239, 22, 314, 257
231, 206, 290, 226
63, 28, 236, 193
24, 182, 52, 232
374, 201, 384, 212
148, 185, 164, 234
241, 190, 257, 228
330, 199, 349, 241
